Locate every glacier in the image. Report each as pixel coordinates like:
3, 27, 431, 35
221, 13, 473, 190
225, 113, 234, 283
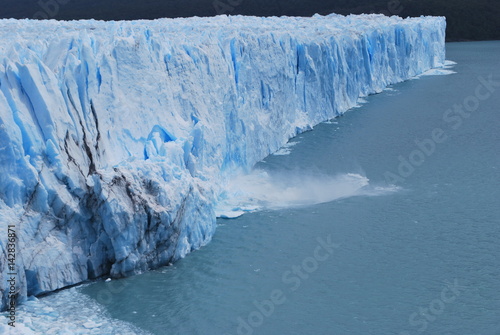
0, 14, 445, 311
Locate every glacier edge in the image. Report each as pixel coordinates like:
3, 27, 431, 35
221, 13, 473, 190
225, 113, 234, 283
0, 14, 446, 310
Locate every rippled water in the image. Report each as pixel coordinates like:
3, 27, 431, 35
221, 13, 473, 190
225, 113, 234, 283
7, 41, 500, 335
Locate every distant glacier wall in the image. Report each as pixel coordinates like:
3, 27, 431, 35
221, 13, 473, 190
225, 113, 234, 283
0, 14, 445, 310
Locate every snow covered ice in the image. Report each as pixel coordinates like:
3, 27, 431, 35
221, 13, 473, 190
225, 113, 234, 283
0, 14, 446, 310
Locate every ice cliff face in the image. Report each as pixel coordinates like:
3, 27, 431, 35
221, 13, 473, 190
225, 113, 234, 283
0, 14, 445, 310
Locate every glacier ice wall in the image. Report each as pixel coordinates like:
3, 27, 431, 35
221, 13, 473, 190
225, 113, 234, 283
0, 14, 445, 310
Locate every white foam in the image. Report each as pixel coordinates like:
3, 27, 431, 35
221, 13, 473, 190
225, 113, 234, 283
216, 170, 398, 218
419, 68, 457, 76
272, 142, 299, 156
417, 59, 457, 76
443, 60, 457, 67
0, 288, 151, 335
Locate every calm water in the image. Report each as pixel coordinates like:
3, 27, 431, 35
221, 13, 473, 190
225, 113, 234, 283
80, 41, 500, 335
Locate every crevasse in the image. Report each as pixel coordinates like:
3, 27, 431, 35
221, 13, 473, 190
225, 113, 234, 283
0, 14, 446, 310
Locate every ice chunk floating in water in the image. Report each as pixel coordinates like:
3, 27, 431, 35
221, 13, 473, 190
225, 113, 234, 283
0, 14, 446, 309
